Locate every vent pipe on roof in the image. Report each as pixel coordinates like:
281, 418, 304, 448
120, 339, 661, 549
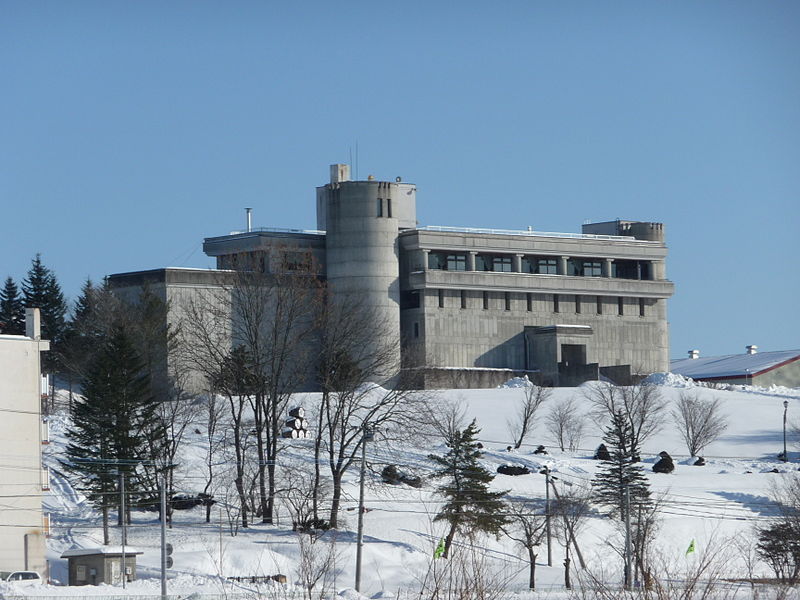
688, 349, 700, 360
245, 208, 252, 233
746, 345, 758, 355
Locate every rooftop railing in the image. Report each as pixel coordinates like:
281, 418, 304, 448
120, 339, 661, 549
415, 225, 659, 243
220, 227, 327, 237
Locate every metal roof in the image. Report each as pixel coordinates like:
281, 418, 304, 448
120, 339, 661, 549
670, 349, 800, 380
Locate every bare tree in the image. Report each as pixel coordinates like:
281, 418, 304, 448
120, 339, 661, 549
227, 258, 321, 525
179, 291, 253, 529
502, 500, 546, 590
757, 472, 800, 585
295, 532, 339, 600
672, 391, 729, 457
313, 294, 426, 528
545, 397, 586, 452
508, 381, 552, 449
584, 381, 663, 461
200, 392, 226, 523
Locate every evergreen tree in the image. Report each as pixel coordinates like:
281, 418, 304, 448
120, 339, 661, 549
22, 254, 67, 358
61, 279, 115, 383
0, 276, 25, 334
63, 325, 166, 542
592, 410, 651, 518
429, 419, 509, 558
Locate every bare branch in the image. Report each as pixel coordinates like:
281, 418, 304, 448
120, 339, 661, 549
508, 381, 552, 449
672, 391, 729, 457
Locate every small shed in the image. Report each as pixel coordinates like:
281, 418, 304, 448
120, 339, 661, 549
60, 547, 143, 586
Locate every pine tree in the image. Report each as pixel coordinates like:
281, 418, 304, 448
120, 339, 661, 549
0, 276, 25, 334
63, 325, 166, 542
429, 419, 509, 558
592, 410, 651, 518
22, 254, 67, 353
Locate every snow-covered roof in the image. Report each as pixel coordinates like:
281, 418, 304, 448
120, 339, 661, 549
61, 547, 143, 558
670, 349, 800, 380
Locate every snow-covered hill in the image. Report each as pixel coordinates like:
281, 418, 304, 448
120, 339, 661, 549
21, 377, 800, 598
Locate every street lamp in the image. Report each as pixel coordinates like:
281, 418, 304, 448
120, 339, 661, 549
783, 400, 789, 463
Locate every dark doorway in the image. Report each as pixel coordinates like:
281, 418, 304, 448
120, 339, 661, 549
561, 344, 587, 366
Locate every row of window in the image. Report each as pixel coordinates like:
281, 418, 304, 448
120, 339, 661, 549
426, 251, 652, 280
402, 289, 650, 317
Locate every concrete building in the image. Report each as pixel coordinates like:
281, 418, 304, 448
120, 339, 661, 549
671, 347, 800, 387
0, 309, 50, 575
110, 164, 674, 388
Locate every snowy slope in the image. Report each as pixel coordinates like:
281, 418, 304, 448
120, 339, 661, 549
24, 377, 800, 597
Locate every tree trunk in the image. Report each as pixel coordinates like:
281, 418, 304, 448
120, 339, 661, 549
442, 522, 457, 559
102, 505, 109, 545
329, 473, 342, 529
528, 548, 537, 589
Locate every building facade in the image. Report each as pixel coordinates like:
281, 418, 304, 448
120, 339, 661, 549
0, 309, 49, 575
110, 164, 674, 388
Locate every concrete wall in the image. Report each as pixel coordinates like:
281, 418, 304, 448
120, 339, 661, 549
401, 288, 669, 378
0, 313, 48, 574
319, 179, 417, 382
108, 269, 235, 396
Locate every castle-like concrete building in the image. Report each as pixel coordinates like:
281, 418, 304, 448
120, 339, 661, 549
110, 164, 674, 388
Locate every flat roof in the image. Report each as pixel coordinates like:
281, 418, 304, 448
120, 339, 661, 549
61, 547, 143, 558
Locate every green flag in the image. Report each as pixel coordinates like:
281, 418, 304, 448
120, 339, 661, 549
434, 538, 446, 559
685, 539, 696, 556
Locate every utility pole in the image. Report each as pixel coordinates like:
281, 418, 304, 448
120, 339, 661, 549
783, 400, 789, 462
160, 479, 167, 600
548, 478, 586, 569
120, 472, 126, 589
544, 467, 552, 567
624, 486, 632, 590
354, 425, 374, 592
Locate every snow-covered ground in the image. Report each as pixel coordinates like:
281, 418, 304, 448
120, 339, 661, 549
14, 376, 800, 598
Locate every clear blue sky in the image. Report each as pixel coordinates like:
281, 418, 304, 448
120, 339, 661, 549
2, 1, 798, 359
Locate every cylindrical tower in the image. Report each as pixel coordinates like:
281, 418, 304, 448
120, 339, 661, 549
316, 165, 416, 383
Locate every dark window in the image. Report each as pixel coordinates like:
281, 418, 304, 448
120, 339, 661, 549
377, 198, 383, 217
613, 260, 640, 280
438, 289, 445, 308
521, 257, 535, 273
483, 291, 489, 310
567, 259, 581, 276
429, 252, 467, 271
575, 295, 581, 314
400, 290, 421, 309
640, 261, 651, 280
526, 293, 533, 312
447, 254, 466, 271
583, 261, 602, 277
476, 255, 491, 271
618, 297, 624, 316
596, 296, 603, 314
387, 198, 392, 218
413, 322, 419, 338
493, 256, 513, 272
461, 290, 467, 309
554, 294, 560, 313
639, 297, 646, 317
504, 292, 511, 311
537, 258, 558, 274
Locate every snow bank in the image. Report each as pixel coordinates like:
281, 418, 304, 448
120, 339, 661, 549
643, 372, 696, 388
497, 376, 532, 388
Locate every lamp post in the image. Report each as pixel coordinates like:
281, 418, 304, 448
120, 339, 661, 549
354, 425, 374, 592
783, 400, 789, 463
